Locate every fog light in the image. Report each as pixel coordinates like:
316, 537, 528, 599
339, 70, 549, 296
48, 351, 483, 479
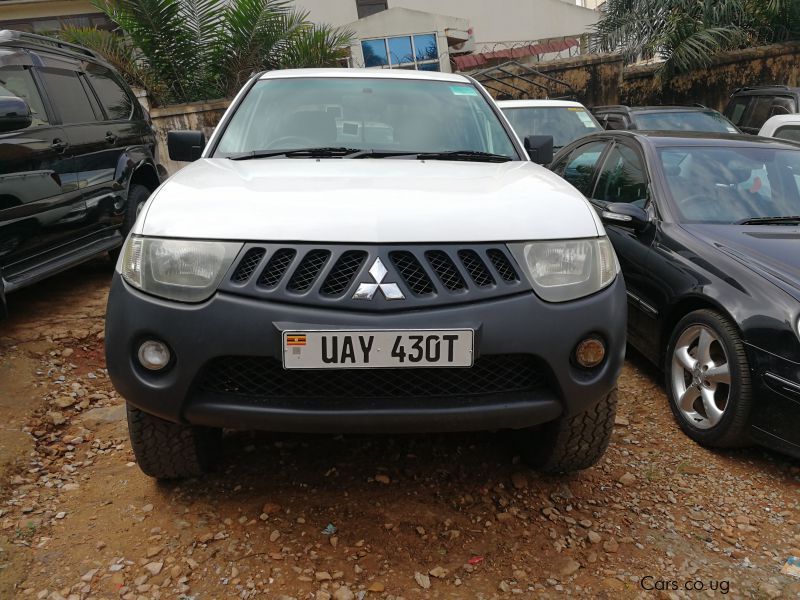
138, 340, 171, 371
575, 337, 605, 368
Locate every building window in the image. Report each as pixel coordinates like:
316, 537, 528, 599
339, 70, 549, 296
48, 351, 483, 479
0, 14, 114, 34
356, 0, 387, 19
361, 34, 440, 71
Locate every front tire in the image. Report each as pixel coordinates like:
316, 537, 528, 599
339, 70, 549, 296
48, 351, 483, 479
665, 309, 752, 448
127, 404, 221, 479
110, 184, 151, 261
514, 389, 617, 473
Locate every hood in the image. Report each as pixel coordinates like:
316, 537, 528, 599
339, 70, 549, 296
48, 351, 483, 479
684, 224, 800, 301
138, 159, 601, 243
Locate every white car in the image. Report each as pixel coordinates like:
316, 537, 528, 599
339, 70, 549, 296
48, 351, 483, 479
758, 114, 800, 143
105, 69, 626, 479
497, 99, 603, 151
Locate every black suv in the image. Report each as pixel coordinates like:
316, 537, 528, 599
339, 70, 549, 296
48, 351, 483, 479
0, 30, 162, 318
591, 105, 739, 134
723, 85, 800, 134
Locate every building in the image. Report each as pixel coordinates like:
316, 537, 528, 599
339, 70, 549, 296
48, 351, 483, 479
297, 0, 600, 72
0, 0, 112, 34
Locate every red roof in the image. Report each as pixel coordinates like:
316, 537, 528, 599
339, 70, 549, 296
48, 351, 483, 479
452, 38, 579, 71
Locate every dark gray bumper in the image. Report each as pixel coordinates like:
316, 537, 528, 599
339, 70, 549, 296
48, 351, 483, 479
105, 275, 627, 433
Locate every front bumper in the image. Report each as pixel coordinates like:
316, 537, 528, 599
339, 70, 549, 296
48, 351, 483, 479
747, 343, 800, 459
105, 275, 626, 433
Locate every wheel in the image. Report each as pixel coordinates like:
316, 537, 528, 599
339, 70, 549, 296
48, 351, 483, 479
514, 389, 617, 473
110, 184, 151, 261
127, 404, 221, 479
665, 309, 752, 448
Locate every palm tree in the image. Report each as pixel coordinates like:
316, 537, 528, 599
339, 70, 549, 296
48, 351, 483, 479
63, 0, 352, 105
592, 0, 800, 75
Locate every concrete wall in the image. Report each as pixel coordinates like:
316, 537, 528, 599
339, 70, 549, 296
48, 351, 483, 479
0, 0, 96, 21
149, 99, 229, 176
478, 42, 800, 111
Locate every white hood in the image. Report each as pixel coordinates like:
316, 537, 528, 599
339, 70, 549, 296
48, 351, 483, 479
138, 159, 602, 243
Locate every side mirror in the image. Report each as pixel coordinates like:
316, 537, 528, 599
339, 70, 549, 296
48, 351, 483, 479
601, 202, 650, 231
0, 96, 32, 133
524, 135, 554, 165
168, 130, 206, 162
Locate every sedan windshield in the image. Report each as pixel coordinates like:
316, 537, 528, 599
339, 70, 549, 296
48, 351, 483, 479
213, 77, 519, 160
659, 145, 800, 223
635, 111, 738, 134
502, 106, 601, 149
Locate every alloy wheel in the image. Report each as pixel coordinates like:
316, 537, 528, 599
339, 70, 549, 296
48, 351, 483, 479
670, 324, 731, 430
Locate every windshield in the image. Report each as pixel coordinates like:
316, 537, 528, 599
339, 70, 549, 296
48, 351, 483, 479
213, 77, 519, 160
502, 106, 601, 148
635, 111, 738, 133
659, 145, 800, 223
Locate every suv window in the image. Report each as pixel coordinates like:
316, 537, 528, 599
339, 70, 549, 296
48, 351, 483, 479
593, 144, 648, 206
744, 96, 795, 130
774, 125, 800, 143
726, 97, 750, 126
85, 64, 133, 120
0, 65, 49, 127
38, 67, 96, 124
561, 141, 608, 195
604, 115, 628, 130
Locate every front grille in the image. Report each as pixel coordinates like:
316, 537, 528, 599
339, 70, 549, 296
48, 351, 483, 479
487, 249, 519, 282
231, 248, 266, 283
389, 251, 435, 296
458, 250, 495, 287
224, 244, 525, 310
321, 251, 367, 296
258, 248, 296, 288
199, 354, 545, 399
426, 250, 466, 292
287, 250, 330, 293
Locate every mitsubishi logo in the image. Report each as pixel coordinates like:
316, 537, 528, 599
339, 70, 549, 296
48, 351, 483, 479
353, 258, 405, 300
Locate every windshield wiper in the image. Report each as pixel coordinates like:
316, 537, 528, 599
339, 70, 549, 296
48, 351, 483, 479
415, 150, 513, 163
228, 147, 363, 160
737, 215, 800, 225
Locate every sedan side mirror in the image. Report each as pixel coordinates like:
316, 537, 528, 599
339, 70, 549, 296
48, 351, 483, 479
168, 130, 206, 162
0, 96, 32, 133
601, 202, 650, 231
524, 135, 554, 165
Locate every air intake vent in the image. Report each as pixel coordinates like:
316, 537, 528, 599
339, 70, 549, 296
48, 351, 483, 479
389, 251, 435, 296
257, 248, 296, 289
459, 250, 494, 287
320, 251, 368, 296
231, 248, 266, 283
425, 250, 466, 292
287, 249, 330, 293
487, 248, 519, 282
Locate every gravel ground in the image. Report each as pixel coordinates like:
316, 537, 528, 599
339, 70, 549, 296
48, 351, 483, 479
0, 259, 799, 600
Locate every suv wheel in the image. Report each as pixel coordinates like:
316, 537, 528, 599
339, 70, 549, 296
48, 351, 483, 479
514, 389, 617, 473
110, 184, 151, 261
665, 309, 752, 448
127, 404, 222, 479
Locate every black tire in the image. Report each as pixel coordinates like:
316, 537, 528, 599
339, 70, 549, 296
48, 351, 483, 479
127, 404, 221, 479
514, 389, 617, 473
110, 184, 151, 261
665, 309, 752, 448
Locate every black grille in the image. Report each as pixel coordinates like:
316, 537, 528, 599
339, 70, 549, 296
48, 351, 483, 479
426, 251, 466, 292
231, 248, 266, 283
287, 250, 330, 293
487, 249, 519, 282
199, 355, 545, 399
389, 251, 435, 296
258, 248, 296, 289
459, 250, 494, 287
321, 251, 367, 296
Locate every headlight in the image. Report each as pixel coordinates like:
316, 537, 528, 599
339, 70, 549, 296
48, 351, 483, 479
119, 236, 242, 302
508, 237, 619, 302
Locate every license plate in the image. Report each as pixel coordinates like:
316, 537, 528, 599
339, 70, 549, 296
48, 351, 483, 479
282, 330, 474, 369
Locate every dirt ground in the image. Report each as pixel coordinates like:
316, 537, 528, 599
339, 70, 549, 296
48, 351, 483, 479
0, 258, 798, 600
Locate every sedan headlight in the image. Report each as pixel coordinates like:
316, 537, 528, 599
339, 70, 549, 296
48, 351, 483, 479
119, 236, 242, 302
508, 237, 619, 302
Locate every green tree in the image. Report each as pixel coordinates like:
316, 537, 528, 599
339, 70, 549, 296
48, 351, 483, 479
592, 0, 800, 75
62, 0, 352, 105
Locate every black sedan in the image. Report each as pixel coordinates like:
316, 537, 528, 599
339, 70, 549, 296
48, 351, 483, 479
551, 131, 800, 459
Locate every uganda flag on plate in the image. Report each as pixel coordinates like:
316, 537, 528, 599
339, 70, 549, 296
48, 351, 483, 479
286, 334, 307, 347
